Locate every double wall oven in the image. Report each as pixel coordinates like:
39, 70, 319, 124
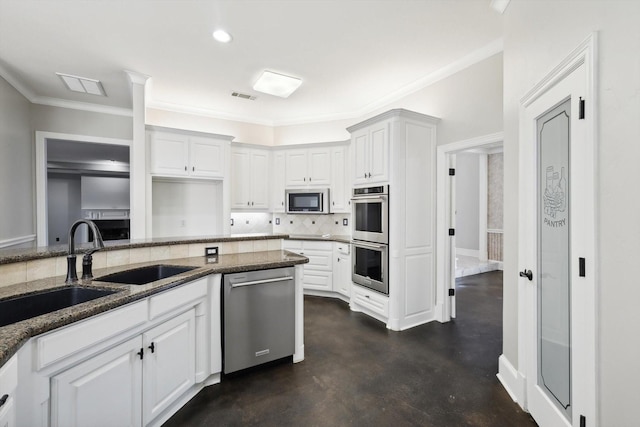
352, 185, 389, 295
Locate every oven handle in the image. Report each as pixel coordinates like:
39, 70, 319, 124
351, 195, 387, 201
352, 240, 386, 250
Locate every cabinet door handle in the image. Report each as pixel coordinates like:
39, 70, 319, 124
251, 201, 254, 206
192, 166, 195, 172
309, 177, 311, 181
364, 173, 367, 178
184, 166, 187, 171
247, 201, 250, 206
367, 172, 371, 178
137, 348, 144, 360
0, 394, 8, 408
304, 177, 306, 182
519, 269, 533, 281
148, 342, 155, 353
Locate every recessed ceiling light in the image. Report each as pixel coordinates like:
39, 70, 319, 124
253, 71, 302, 98
56, 72, 106, 96
212, 29, 232, 43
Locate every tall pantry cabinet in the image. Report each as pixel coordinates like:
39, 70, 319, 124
347, 109, 439, 331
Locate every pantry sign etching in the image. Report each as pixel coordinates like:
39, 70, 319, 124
543, 165, 567, 227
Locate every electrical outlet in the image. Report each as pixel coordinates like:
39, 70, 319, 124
343, 218, 348, 226
275, 218, 280, 225
230, 218, 234, 226
205, 246, 218, 256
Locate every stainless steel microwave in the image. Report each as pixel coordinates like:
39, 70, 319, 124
285, 189, 330, 214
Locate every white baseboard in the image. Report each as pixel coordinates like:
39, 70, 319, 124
496, 354, 527, 410
455, 248, 479, 257
0, 234, 36, 249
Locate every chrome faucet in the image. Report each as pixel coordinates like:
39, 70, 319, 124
66, 220, 105, 284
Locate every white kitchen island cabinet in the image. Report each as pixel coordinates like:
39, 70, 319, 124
0, 355, 17, 427
18, 276, 214, 427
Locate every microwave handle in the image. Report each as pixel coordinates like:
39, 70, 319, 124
351, 195, 387, 201
352, 240, 386, 250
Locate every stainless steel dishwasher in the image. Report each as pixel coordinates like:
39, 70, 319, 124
223, 267, 295, 374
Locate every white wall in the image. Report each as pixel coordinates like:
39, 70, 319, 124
0, 76, 33, 244
146, 108, 274, 146
31, 104, 133, 140
503, 2, 640, 425
455, 152, 480, 252
47, 174, 82, 245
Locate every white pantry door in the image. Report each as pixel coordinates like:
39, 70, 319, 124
519, 45, 596, 427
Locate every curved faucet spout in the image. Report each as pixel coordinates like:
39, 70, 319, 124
68, 219, 105, 256
66, 220, 105, 284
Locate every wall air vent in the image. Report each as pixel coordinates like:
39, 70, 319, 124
232, 92, 256, 101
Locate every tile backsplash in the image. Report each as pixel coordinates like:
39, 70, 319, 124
229, 212, 352, 236
272, 213, 351, 236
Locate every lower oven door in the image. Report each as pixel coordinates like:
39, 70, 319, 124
352, 240, 388, 295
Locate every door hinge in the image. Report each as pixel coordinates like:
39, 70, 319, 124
448, 288, 455, 296
579, 257, 586, 277
579, 97, 585, 120
580, 415, 586, 427
449, 168, 455, 176
448, 228, 455, 236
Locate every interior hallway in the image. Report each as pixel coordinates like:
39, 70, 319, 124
165, 271, 536, 426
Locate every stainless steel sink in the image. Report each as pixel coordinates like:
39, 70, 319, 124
0, 287, 118, 328
95, 264, 197, 285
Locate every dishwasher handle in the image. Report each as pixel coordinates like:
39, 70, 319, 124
230, 276, 294, 288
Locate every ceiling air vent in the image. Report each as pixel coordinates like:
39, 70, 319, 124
232, 92, 256, 101
56, 72, 106, 96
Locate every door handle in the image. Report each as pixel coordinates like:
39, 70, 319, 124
519, 269, 533, 281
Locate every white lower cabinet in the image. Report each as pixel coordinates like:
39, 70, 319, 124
333, 243, 351, 298
50, 309, 196, 427
143, 310, 196, 425
283, 240, 333, 292
51, 336, 143, 427
16, 276, 217, 427
0, 355, 17, 427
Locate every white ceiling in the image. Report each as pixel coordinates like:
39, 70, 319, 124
0, 0, 503, 126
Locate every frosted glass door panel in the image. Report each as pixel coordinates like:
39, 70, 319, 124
537, 99, 571, 420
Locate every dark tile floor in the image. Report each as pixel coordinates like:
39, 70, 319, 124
164, 271, 537, 426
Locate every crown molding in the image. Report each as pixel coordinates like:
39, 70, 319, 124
146, 100, 276, 127
124, 70, 151, 86
32, 96, 133, 117
0, 63, 37, 102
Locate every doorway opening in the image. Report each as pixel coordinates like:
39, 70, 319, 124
35, 132, 132, 247
435, 132, 503, 322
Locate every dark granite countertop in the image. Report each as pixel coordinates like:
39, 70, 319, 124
0, 249, 307, 368
285, 234, 352, 244
0, 233, 288, 265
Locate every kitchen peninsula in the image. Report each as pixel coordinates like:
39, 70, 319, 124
0, 233, 307, 427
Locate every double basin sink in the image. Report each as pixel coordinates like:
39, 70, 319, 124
0, 264, 197, 328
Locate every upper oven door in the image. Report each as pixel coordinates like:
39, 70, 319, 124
352, 194, 388, 244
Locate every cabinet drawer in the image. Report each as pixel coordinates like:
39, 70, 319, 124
352, 285, 389, 317
37, 300, 148, 370
303, 271, 332, 291
303, 249, 333, 271
149, 277, 207, 320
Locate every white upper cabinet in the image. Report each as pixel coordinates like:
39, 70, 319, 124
285, 148, 331, 187
330, 146, 350, 213
351, 121, 390, 185
148, 128, 230, 179
230, 146, 269, 210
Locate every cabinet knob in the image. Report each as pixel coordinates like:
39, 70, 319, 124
0, 394, 8, 408
192, 166, 195, 172
364, 173, 367, 178
252, 201, 254, 206
367, 172, 371, 178
247, 201, 250, 206
148, 342, 155, 353
304, 177, 306, 182
184, 166, 187, 171
137, 348, 144, 360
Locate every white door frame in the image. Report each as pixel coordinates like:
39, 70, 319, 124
435, 131, 504, 322
35, 131, 132, 247
518, 33, 597, 425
